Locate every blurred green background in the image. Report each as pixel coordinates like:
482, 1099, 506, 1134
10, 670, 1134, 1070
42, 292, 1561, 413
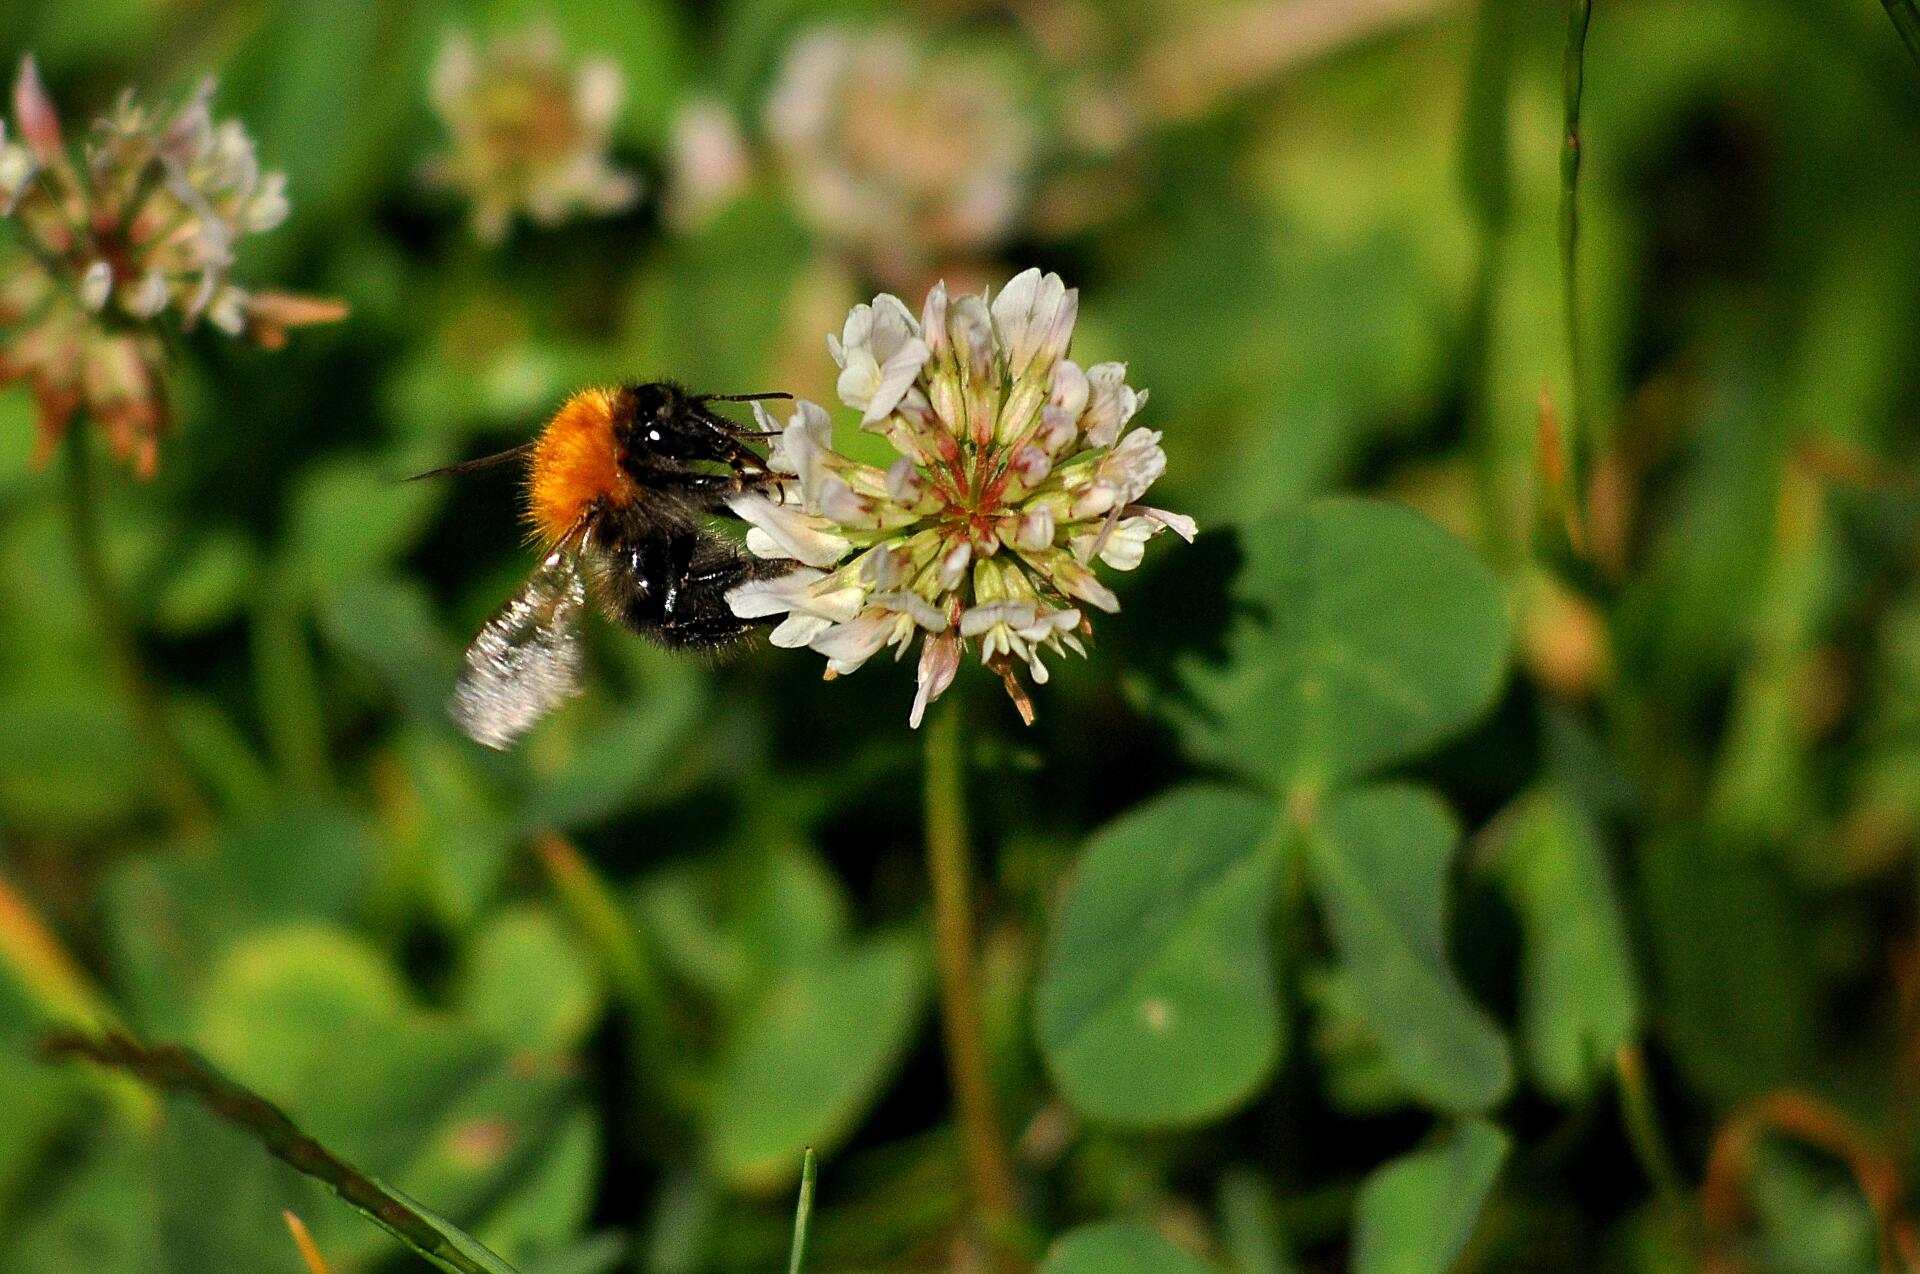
4, 0, 1920, 1271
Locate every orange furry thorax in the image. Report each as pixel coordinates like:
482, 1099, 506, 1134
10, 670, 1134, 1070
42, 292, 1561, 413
527, 388, 630, 546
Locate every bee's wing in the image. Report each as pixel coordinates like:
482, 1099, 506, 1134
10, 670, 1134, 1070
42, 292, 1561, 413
452, 548, 590, 750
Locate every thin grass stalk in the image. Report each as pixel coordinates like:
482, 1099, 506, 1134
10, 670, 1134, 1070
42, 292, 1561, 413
44, 1030, 524, 1274
283, 1212, 336, 1274
1457, 0, 1522, 566
1558, 0, 1593, 500
62, 428, 210, 829
787, 1147, 818, 1274
1616, 1044, 1691, 1227
252, 571, 335, 797
1883, 0, 1920, 69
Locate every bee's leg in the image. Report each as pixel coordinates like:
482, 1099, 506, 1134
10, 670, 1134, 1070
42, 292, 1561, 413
628, 465, 783, 507
661, 537, 796, 650
612, 529, 792, 652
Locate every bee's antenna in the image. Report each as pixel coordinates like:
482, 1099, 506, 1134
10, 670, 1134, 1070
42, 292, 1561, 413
698, 391, 793, 404
406, 443, 535, 482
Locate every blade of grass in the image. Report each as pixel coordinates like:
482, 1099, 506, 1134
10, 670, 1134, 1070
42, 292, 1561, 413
1615, 1043, 1687, 1216
788, 1147, 817, 1274
252, 572, 335, 798
1558, 0, 1593, 502
0, 875, 117, 1033
1884, 1, 1920, 69
44, 1030, 524, 1274
62, 428, 210, 829
0, 875, 153, 1124
534, 831, 663, 1017
1456, 0, 1524, 567
284, 1211, 336, 1274
533, 830, 702, 1118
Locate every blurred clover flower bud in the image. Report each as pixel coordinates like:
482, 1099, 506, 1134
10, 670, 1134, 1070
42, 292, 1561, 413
425, 27, 641, 243
0, 56, 346, 476
764, 29, 1035, 284
727, 268, 1194, 727
662, 98, 753, 231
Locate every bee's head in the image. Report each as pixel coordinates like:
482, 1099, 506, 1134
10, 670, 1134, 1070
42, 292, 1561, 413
618, 381, 773, 479
625, 380, 691, 429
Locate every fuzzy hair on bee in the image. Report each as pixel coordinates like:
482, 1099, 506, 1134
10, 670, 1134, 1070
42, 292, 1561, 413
413, 381, 797, 749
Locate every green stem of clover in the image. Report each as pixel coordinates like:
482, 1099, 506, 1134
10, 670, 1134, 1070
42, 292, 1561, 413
62, 428, 210, 832
923, 695, 1022, 1255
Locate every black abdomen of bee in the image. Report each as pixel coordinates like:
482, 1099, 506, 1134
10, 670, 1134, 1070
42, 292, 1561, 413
595, 521, 793, 652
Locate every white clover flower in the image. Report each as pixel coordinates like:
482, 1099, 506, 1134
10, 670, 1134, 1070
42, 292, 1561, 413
727, 268, 1194, 727
764, 28, 1036, 284
662, 98, 752, 229
0, 119, 36, 214
0, 56, 344, 474
424, 27, 641, 243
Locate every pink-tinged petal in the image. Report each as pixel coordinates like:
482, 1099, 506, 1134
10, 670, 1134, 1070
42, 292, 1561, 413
1011, 507, 1055, 552
1035, 287, 1079, 370
991, 268, 1078, 384
1128, 505, 1198, 542
885, 454, 926, 501
816, 475, 869, 525
947, 292, 993, 381
1037, 405, 1079, 455
803, 591, 939, 672
161, 79, 215, 165
909, 631, 960, 728
877, 590, 948, 632
862, 543, 912, 589
1097, 427, 1168, 503
1074, 513, 1151, 570
1009, 442, 1051, 486
126, 270, 169, 318
13, 56, 63, 164
811, 610, 897, 674
937, 540, 972, 590
78, 261, 112, 311
1069, 483, 1119, 521
242, 291, 349, 348
920, 279, 950, 362
1023, 550, 1121, 614
772, 398, 836, 500
1048, 358, 1089, 418
1081, 361, 1143, 448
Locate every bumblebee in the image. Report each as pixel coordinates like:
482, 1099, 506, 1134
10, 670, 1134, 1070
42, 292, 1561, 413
419, 381, 795, 749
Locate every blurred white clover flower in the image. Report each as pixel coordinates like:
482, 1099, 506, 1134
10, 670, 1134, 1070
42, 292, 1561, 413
727, 268, 1194, 726
0, 56, 344, 475
662, 98, 753, 231
764, 28, 1035, 284
424, 26, 641, 243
